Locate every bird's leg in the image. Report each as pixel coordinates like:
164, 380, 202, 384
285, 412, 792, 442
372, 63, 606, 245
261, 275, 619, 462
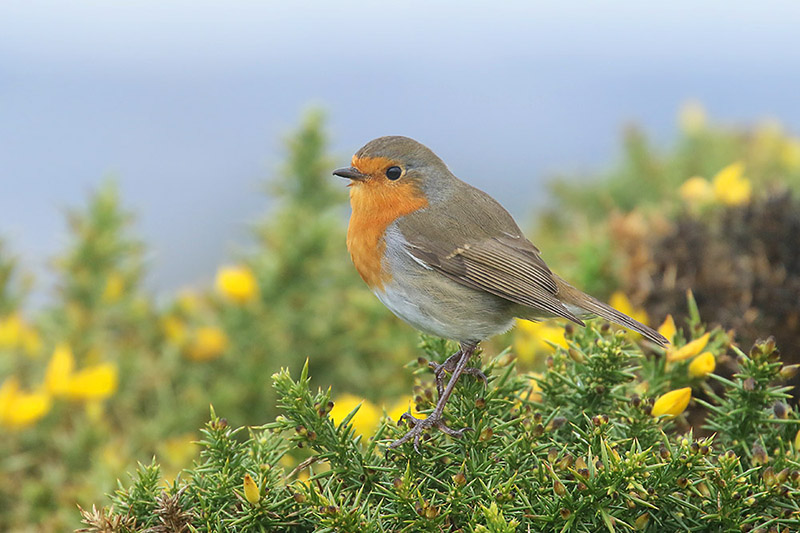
390, 343, 478, 452
428, 347, 487, 398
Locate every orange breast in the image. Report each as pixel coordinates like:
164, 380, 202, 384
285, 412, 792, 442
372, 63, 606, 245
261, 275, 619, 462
346, 177, 428, 290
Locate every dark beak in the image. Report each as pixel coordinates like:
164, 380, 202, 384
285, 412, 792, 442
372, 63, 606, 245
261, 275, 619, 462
332, 167, 368, 181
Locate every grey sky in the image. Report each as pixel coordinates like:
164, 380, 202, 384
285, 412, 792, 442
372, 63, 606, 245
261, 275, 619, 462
2, 1, 799, 299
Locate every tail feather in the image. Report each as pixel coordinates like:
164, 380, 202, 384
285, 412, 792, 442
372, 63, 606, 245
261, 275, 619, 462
554, 276, 668, 346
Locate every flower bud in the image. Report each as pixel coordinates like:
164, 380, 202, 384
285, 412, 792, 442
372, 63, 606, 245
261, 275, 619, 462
547, 416, 567, 431
780, 364, 800, 380
773, 402, 789, 419
752, 442, 769, 466
763, 466, 777, 487
243, 473, 260, 505
634, 512, 650, 530
548, 447, 559, 463
553, 479, 566, 496
568, 348, 585, 364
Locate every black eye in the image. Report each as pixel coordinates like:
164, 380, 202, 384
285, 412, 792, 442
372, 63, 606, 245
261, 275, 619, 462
385, 166, 402, 180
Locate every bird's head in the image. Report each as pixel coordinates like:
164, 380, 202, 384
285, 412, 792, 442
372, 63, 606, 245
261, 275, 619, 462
333, 136, 453, 203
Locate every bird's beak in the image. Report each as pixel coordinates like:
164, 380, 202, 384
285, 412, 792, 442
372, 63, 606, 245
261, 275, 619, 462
332, 167, 369, 181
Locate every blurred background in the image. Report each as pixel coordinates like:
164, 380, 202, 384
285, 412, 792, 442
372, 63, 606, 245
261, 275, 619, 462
2, 1, 800, 530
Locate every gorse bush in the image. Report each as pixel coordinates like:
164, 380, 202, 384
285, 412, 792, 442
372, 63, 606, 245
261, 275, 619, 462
2, 105, 799, 529
86, 316, 800, 532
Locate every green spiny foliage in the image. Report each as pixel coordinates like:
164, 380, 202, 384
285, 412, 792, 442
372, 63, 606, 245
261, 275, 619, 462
94, 327, 800, 532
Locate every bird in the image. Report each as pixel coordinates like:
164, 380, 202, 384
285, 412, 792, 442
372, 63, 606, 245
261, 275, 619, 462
333, 136, 668, 451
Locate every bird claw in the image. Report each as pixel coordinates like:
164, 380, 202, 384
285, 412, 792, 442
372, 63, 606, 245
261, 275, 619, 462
428, 360, 487, 397
389, 412, 473, 453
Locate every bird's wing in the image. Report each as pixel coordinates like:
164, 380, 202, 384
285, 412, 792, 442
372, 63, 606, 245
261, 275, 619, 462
396, 185, 584, 325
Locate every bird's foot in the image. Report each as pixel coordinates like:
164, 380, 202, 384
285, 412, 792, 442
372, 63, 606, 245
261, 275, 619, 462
428, 352, 487, 397
389, 412, 473, 453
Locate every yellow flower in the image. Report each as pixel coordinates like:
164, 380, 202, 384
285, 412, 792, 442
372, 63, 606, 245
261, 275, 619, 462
781, 137, 800, 169
0, 377, 51, 428
216, 265, 259, 304
162, 316, 187, 345
45, 344, 75, 396
679, 176, 714, 206
386, 395, 424, 423
651, 387, 692, 418
609, 292, 649, 328
666, 332, 710, 362
712, 162, 751, 206
657, 315, 677, 344
688, 352, 716, 379
678, 101, 707, 135
514, 319, 567, 363
66, 363, 118, 400
185, 326, 228, 361
176, 290, 203, 314
102, 272, 126, 303
0, 314, 23, 349
329, 393, 381, 437
243, 473, 260, 504
0, 313, 43, 357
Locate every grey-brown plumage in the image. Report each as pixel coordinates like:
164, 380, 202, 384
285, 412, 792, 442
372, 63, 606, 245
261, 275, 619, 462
396, 176, 667, 346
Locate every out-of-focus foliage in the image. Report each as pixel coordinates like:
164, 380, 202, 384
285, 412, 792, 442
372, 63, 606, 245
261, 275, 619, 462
0, 111, 417, 531
532, 103, 800, 367
95, 325, 800, 532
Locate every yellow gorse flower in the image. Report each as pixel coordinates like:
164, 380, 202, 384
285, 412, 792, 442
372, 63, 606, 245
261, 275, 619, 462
329, 393, 381, 438
44, 344, 119, 400
45, 344, 75, 395
66, 363, 118, 400
666, 333, 710, 362
185, 326, 228, 361
0, 314, 24, 349
609, 292, 649, 329
102, 272, 126, 303
162, 316, 187, 344
514, 319, 567, 364
243, 473, 260, 504
651, 387, 692, 418
712, 162, 751, 206
657, 315, 677, 344
688, 352, 716, 379
0, 377, 52, 429
216, 265, 259, 304
781, 137, 800, 169
679, 176, 714, 206
0, 313, 42, 356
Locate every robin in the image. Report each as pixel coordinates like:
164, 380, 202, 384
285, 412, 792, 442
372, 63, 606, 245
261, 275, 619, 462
333, 136, 668, 451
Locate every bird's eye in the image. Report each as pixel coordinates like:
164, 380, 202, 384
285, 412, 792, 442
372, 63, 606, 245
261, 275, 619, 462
385, 166, 402, 180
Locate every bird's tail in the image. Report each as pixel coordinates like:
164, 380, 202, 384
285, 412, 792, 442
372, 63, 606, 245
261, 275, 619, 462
554, 276, 668, 347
